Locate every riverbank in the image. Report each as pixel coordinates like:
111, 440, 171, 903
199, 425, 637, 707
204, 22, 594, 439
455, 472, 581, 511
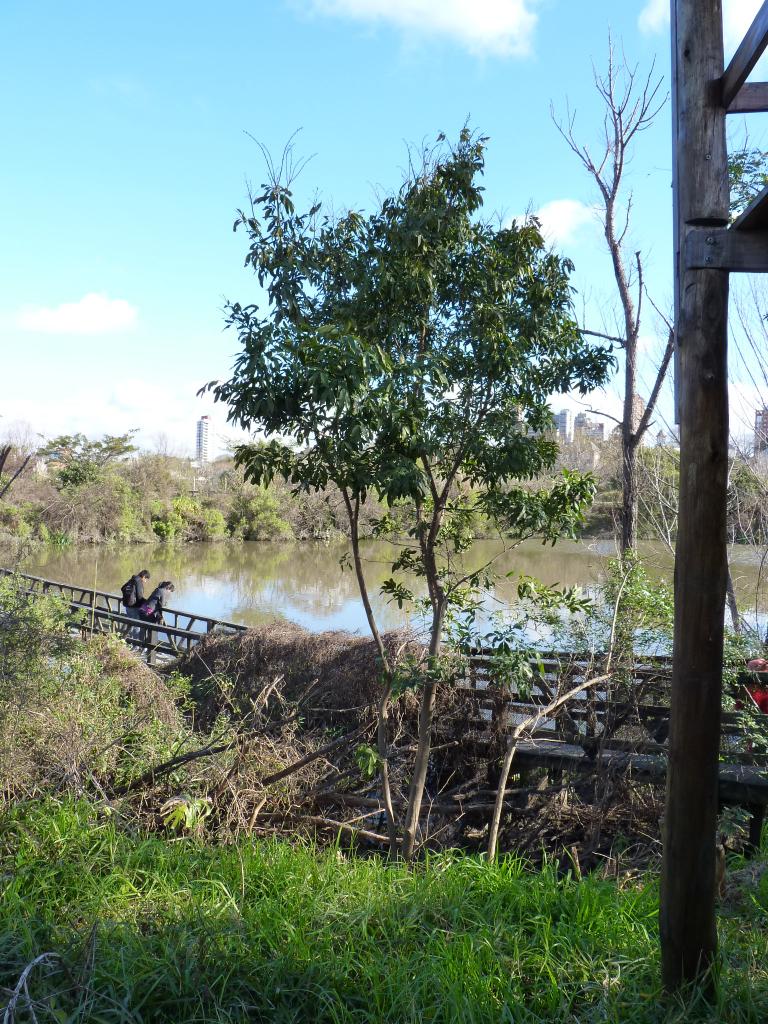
2, 572, 767, 1020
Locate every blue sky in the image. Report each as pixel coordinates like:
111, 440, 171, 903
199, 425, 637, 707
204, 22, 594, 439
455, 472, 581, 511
1, 0, 765, 456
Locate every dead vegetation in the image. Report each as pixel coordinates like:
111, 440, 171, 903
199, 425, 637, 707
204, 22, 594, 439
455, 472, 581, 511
0, 603, 707, 869
157, 623, 671, 868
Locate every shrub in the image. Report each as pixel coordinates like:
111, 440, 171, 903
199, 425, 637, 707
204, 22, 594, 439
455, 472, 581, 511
0, 577, 190, 797
151, 496, 229, 541
227, 487, 293, 540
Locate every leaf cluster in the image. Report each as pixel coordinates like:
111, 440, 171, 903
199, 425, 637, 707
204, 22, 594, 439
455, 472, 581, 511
38, 431, 139, 489
206, 129, 614, 516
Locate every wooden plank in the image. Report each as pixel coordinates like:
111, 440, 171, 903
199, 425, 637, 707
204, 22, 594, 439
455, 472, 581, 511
727, 81, 768, 112
511, 741, 768, 803
731, 183, 768, 232
721, 1, 768, 109
662, 0, 730, 993
685, 226, 768, 271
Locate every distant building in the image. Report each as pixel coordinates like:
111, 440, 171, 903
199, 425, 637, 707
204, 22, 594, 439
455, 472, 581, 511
196, 416, 211, 464
756, 407, 768, 452
656, 430, 668, 447
574, 412, 606, 442
554, 408, 574, 443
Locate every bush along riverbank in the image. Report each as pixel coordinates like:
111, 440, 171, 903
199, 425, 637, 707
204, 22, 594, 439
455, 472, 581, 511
0, 429, 696, 548
6, 424, 768, 549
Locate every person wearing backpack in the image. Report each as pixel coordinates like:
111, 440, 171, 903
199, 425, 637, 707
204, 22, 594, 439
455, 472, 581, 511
121, 569, 150, 638
138, 581, 174, 623
138, 581, 175, 648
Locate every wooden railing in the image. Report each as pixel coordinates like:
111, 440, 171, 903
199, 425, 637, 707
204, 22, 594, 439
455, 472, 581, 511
0, 567, 245, 664
3, 565, 766, 840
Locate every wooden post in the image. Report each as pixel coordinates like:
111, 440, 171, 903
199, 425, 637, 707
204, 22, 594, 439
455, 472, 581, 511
661, 0, 730, 991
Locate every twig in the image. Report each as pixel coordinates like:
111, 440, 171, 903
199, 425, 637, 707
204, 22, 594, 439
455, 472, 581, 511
486, 673, 611, 860
3, 952, 60, 1024
261, 811, 399, 846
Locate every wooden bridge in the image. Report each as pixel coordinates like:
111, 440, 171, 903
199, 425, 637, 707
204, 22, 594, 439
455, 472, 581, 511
3, 565, 767, 838
0, 567, 246, 664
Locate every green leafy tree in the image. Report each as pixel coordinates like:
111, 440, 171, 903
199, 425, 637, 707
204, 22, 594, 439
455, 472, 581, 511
228, 486, 292, 540
729, 146, 768, 218
38, 431, 139, 489
205, 129, 614, 858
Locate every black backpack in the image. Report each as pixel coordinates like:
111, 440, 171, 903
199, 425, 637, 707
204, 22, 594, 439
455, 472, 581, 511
121, 577, 137, 607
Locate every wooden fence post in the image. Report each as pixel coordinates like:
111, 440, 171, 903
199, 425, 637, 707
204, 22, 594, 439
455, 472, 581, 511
660, 0, 730, 992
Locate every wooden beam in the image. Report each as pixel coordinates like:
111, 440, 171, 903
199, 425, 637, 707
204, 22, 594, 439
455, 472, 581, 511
727, 81, 768, 113
662, 0, 730, 995
721, 0, 768, 109
732, 182, 768, 232
685, 226, 768, 272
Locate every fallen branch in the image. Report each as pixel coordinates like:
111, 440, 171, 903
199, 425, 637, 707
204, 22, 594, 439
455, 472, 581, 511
259, 811, 397, 846
112, 720, 373, 798
111, 739, 233, 796
311, 785, 569, 816
259, 721, 374, 787
486, 673, 611, 860
3, 952, 61, 1024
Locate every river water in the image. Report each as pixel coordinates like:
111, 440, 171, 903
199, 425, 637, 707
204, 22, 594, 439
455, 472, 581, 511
4, 538, 768, 636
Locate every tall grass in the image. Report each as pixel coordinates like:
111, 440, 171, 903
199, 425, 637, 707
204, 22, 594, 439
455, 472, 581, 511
1, 800, 767, 1023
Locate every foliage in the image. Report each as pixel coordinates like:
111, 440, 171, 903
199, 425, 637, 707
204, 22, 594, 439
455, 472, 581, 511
729, 147, 768, 219
353, 742, 379, 780
38, 430, 139, 488
160, 795, 213, 835
1, 800, 768, 1023
209, 130, 612, 514
227, 485, 293, 540
721, 630, 768, 761
151, 495, 228, 541
0, 576, 190, 797
554, 554, 674, 660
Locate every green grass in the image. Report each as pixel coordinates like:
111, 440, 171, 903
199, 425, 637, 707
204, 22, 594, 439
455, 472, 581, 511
1, 801, 767, 1023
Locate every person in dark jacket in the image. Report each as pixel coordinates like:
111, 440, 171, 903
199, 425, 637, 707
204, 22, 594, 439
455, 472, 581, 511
138, 582, 176, 646
121, 569, 150, 638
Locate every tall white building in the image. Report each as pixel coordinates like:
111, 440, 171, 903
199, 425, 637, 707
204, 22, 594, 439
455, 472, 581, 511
554, 408, 574, 443
196, 416, 211, 464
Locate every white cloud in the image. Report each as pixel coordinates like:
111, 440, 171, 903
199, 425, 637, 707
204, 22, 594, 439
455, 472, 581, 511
531, 198, 597, 246
508, 199, 597, 246
0, 374, 245, 459
639, 0, 764, 62
309, 0, 538, 57
724, 0, 762, 58
15, 293, 137, 335
638, 0, 667, 35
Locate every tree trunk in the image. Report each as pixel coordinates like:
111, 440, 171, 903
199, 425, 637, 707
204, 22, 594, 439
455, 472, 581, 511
401, 600, 446, 862
400, 677, 438, 862
660, 0, 729, 993
342, 490, 399, 854
726, 567, 740, 634
621, 436, 638, 554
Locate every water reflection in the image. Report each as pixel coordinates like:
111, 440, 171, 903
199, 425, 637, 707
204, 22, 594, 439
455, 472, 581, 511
4, 537, 765, 636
